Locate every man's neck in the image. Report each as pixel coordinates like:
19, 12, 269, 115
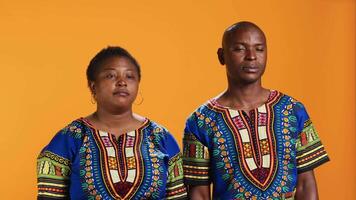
218, 80, 269, 110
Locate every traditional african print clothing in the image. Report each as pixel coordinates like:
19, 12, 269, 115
37, 118, 187, 199
183, 90, 329, 200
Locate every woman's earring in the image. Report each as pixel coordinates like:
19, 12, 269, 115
134, 92, 144, 105
91, 93, 96, 104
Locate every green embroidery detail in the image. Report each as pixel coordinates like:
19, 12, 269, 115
167, 153, 184, 183
37, 151, 70, 180
61, 123, 83, 139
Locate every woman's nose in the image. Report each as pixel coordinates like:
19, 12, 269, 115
116, 77, 127, 87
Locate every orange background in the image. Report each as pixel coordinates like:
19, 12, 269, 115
0, 0, 354, 199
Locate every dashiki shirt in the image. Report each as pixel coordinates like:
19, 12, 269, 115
37, 118, 187, 200
183, 90, 329, 200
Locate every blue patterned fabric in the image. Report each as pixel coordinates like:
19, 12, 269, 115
183, 90, 329, 200
37, 118, 187, 199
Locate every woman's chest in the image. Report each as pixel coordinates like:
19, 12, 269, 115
72, 130, 169, 199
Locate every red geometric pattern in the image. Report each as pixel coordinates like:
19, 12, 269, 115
102, 136, 112, 147
126, 136, 135, 147
232, 115, 246, 129
258, 113, 267, 126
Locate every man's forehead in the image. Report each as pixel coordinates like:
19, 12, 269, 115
223, 24, 266, 46
231, 28, 265, 40
225, 21, 263, 33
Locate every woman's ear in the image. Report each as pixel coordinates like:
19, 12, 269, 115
89, 81, 96, 95
217, 48, 225, 65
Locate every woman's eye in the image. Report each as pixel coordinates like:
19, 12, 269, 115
126, 74, 135, 79
105, 73, 115, 79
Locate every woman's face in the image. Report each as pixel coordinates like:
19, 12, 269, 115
91, 56, 140, 113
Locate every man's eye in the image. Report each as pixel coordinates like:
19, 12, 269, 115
256, 45, 265, 51
233, 46, 245, 51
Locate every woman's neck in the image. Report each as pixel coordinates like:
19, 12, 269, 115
85, 106, 145, 137
93, 107, 135, 130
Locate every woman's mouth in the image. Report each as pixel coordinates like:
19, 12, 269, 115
113, 91, 129, 97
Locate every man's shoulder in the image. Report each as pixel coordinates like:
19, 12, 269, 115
273, 90, 306, 111
189, 99, 218, 116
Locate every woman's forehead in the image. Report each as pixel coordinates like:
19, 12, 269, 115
99, 56, 136, 70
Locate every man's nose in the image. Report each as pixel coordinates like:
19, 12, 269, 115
245, 49, 256, 61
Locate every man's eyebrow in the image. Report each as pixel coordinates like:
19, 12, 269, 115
230, 42, 266, 45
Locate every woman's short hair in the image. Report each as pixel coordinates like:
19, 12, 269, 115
86, 46, 141, 85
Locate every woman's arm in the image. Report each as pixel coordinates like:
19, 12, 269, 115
188, 185, 211, 200
295, 170, 318, 200
37, 121, 84, 199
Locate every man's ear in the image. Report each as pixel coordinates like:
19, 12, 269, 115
217, 48, 225, 65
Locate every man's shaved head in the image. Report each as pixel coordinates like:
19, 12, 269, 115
217, 21, 267, 85
222, 21, 266, 48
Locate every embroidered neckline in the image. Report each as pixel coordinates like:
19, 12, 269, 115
209, 90, 279, 112
206, 90, 283, 190
79, 117, 150, 138
78, 117, 150, 199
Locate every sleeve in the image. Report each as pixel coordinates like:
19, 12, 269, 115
294, 103, 330, 174
164, 132, 188, 200
182, 112, 211, 186
37, 122, 83, 199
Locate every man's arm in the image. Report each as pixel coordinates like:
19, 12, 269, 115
188, 185, 211, 200
295, 170, 319, 200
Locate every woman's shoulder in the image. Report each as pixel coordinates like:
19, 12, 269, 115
144, 118, 179, 141
58, 118, 91, 139
38, 118, 89, 159
62, 118, 89, 136
145, 119, 169, 134
145, 119, 181, 154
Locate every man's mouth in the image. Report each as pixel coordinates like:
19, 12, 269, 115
242, 66, 259, 73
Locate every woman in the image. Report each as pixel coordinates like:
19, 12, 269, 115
37, 46, 187, 199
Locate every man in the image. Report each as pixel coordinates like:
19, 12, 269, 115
182, 21, 329, 200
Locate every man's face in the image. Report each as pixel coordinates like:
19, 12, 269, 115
219, 27, 267, 84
